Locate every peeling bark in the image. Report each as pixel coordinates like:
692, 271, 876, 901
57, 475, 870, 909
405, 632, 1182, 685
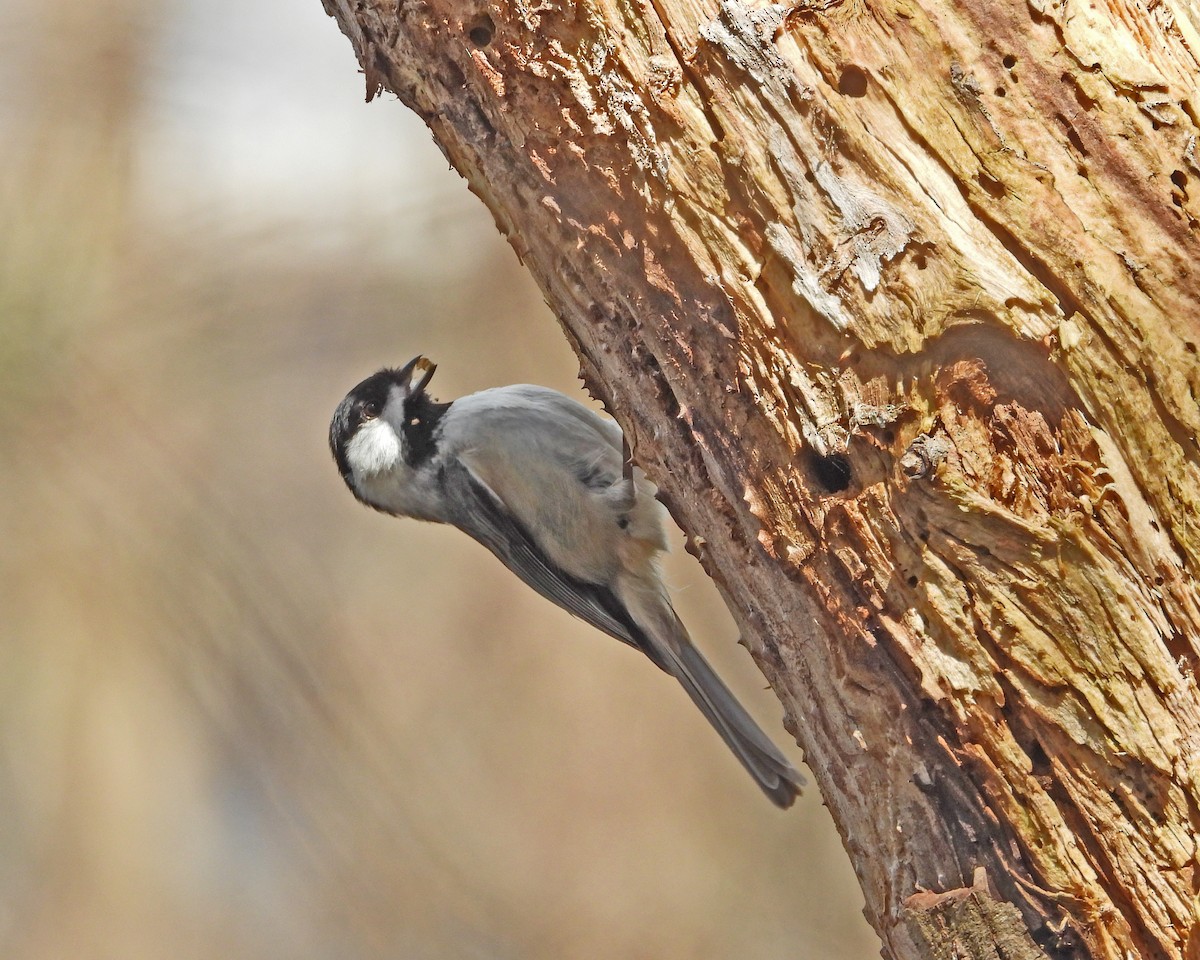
320, 0, 1200, 957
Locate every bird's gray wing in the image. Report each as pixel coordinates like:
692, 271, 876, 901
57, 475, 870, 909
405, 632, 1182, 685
438, 458, 663, 665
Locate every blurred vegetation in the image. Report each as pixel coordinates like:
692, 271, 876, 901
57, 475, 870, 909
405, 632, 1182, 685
0, 0, 878, 957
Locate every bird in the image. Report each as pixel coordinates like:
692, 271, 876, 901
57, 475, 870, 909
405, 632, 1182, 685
329, 356, 805, 807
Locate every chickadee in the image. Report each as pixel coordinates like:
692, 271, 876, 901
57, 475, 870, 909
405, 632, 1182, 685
329, 356, 805, 807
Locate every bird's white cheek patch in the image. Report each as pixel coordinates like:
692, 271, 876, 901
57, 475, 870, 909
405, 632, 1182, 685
346, 421, 401, 477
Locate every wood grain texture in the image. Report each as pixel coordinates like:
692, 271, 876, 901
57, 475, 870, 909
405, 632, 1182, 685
321, 0, 1200, 956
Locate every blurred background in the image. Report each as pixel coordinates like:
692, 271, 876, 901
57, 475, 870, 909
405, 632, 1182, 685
0, 0, 878, 956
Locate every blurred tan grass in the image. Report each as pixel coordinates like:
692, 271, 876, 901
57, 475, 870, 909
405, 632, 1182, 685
0, 1, 877, 957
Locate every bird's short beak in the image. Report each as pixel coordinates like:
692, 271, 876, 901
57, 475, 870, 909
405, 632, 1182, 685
397, 355, 437, 396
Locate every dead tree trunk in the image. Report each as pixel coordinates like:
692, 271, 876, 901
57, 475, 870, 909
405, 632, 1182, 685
321, 0, 1200, 956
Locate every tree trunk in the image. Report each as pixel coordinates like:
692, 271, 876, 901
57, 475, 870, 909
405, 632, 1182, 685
320, 0, 1200, 956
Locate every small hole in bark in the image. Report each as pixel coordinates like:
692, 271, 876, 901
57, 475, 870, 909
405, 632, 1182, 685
809, 452, 853, 492
994, 86, 1006, 97
467, 14, 495, 46
914, 252, 927, 270
1154, 575, 1165, 586
1026, 739, 1051, 776
838, 65, 868, 97
977, 171, 1005, 198
1186, 342, 1197, 354
1172, 170, 1188, 188
1056, 114, 1089, 156
444, 60, 466, 88
919, 529, 930, 541
907, 575, 919, 587
1003, 54, 1017, 69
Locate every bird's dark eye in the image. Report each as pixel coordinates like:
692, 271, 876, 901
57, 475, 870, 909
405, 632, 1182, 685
360, 401, 380, 421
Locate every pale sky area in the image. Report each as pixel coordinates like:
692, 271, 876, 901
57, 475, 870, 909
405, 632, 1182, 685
136, 0, 486, 252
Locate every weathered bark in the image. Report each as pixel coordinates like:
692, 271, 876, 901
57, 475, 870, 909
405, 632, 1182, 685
320, 0, 1200, 957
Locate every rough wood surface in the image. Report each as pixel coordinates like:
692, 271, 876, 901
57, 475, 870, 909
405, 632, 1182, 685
321, 0, 1200, 956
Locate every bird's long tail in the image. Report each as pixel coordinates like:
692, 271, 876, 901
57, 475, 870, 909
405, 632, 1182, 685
669, 627, 806, 808
624, 584, 806, 808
